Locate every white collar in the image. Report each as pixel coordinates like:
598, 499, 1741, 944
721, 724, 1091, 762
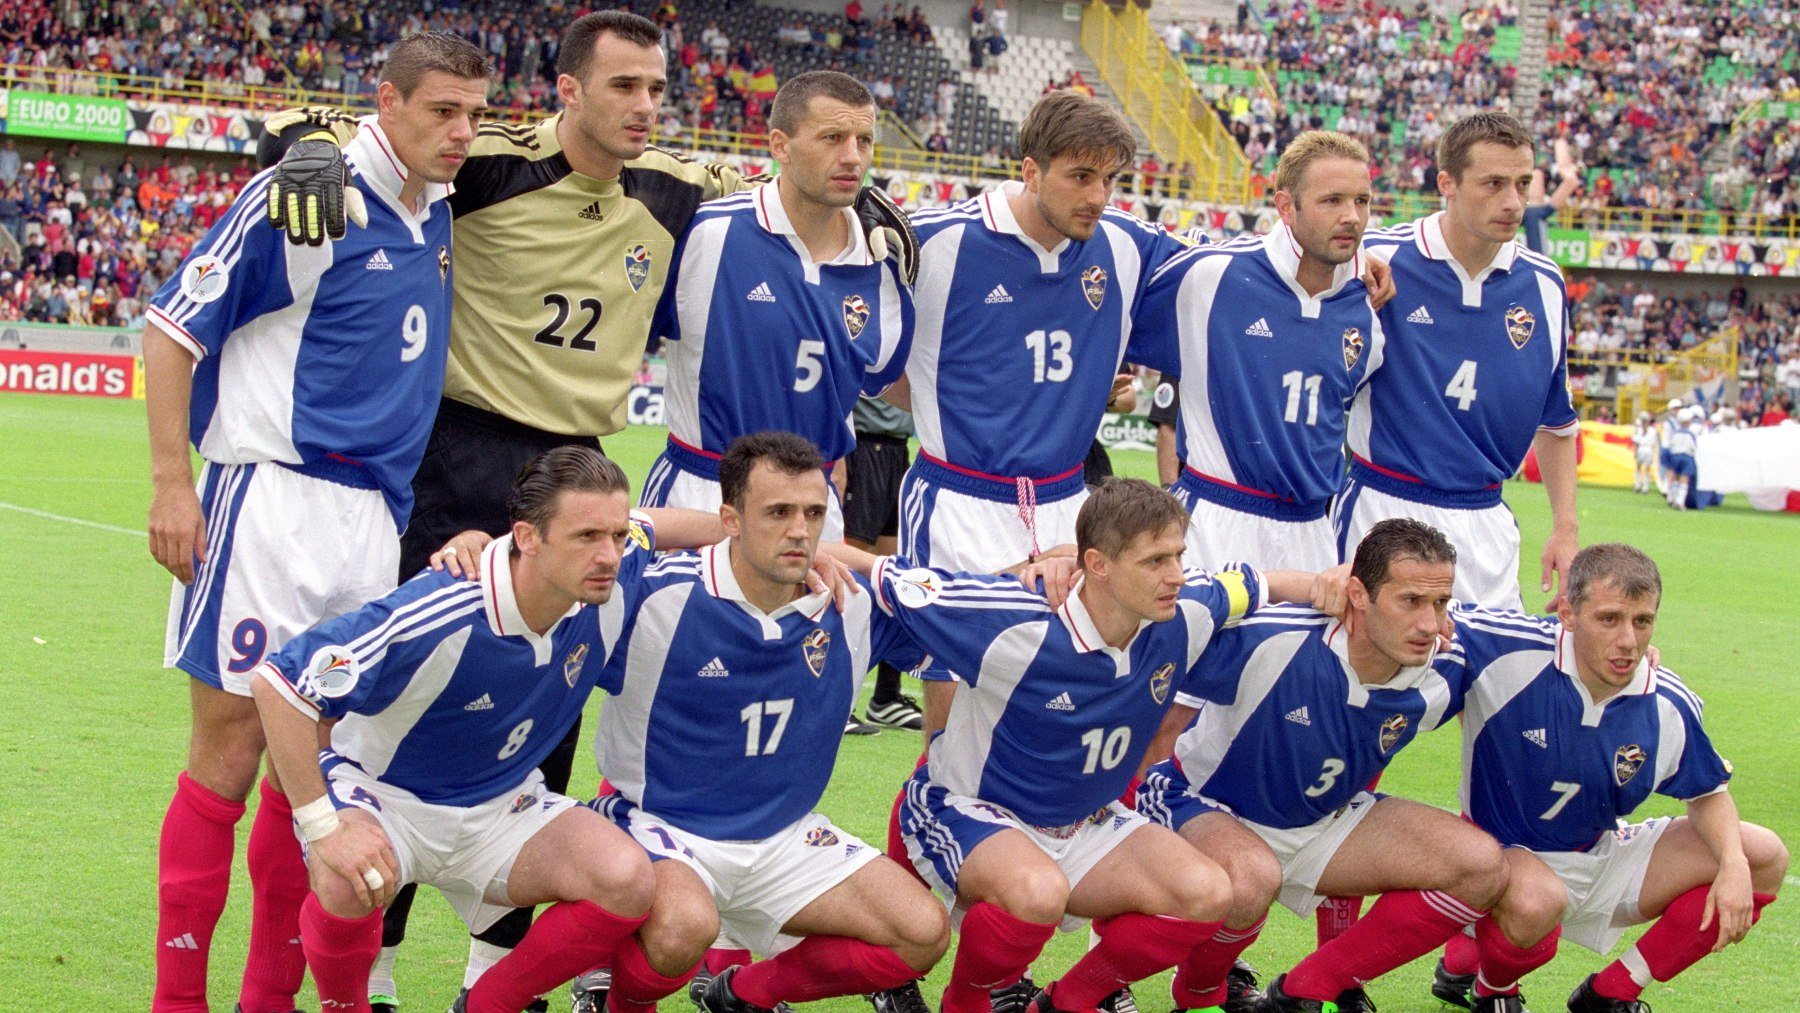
698, 540, 832, 624
1261, 221, 1363, 317
1413, 210, 1518, 273
1554, 625, 1654, 706
345, 117, 453, 216
753, 178, 872, 266
480, 534, 582, 664
1322, 617, 1440, 705
1057, 576, 1150, 677
980, 179, 1069, 268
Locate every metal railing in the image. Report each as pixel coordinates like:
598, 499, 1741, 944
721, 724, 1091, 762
1595, 329, 1741, 420
1081, 0, 1254, 205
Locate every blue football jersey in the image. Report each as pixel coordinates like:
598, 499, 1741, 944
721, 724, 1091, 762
873, 558, 1264, 827
1351, 213, 1578, 493
1446, 606, 1732, 853
594, 541, 924, 840
1169, 604, 1467, 828
147, 119, 454, 528
1131, 226, 1382, 513
256, 515, 656, 806
655, 181, 912, 463
905, 181, 1187, 480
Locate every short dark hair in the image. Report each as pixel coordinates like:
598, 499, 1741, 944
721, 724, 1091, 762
559, 11, 663, 83
380, 31, 491, 97
507, 446, 631, 537
1075, 478, 1189, 562
1018, 90, 1135, 173
1436, 110, 1533, 183
769, 71, 875, 135
1350, 518, 1457, 598
1567, 543, 1662, 609
719, 432, 824, 510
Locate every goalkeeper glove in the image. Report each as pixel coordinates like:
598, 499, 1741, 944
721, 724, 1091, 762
856, 185, 919, 286
266, 132, 367, 246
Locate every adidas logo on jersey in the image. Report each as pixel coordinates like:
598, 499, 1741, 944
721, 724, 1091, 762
1285, 706, 1311, 726
1245, 317, 1274, 338
164, 933, 199, 950
578, 200, 606, 221
747, 282, 776, 303
698, 657, 731, 678
364, 249, 394, 271
985, 284, 1013, 304
464, 693, 494, 711
1406, 305, 1435, 325
1524, 727, 1548, 748
1045, 692, 1075, 712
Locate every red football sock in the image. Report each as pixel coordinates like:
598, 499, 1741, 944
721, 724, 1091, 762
1170, 916, 1265, 1009
154, 772, 246, 1013
299, 895, 381, 1013
1593, 889, 1774, 1002
1047, 914, 1219, 1012
1472, 919, 1559, 997
887, 752, 931, 885
941, 902, 1058, 1013
731, 936, 921, 1007
1443, 930, 1480, 976
240, 780, 311, 1012
705, 948, 754, 975
1314, 896, 1363, 946
608, 934, 700, 1013
467, 900, 648, 1013
1284, 890, 1484, 1001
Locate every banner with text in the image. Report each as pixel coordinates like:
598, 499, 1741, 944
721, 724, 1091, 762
0, 349, 140, 398
0, 88, 130, 143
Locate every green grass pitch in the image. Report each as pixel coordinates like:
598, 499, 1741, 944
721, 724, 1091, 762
0, 392, 1794, 1010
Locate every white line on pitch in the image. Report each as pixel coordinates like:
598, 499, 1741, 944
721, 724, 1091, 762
0, 500, 144, 537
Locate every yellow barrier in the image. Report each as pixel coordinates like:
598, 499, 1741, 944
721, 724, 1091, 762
1081, 0, 1253, 205
1598, 328, 1741, 420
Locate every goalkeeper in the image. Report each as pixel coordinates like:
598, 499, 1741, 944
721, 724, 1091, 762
260, 11, 916, 1009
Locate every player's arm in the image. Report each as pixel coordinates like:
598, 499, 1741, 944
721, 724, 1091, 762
1687, 788, 1756, 950
877, 373, 912, 411
1360, 253, 1395, 310
143, 322, 205, 584
1139, 700, 1198, 778
256, 107, 366, 245
1262, 565, 1352, 617
1532, 426, 1579, 609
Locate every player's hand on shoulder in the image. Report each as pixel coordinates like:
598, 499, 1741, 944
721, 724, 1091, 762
1361, 254, 1396, 310
311, 814, 400, 911
429, 530, 495, 579
856, 186, 919, 286
807, 551, 862, 613
267, 134, 367, 246
1013, 547, 1078, 607
148, 480, 207, 584
1309, 562, 1352, 618
1539, 529, 1578, 612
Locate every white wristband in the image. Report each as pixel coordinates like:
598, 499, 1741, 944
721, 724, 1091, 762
293, 794, 342, 842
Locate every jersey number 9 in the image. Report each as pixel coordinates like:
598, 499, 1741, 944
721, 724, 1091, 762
401, 305, 429, 362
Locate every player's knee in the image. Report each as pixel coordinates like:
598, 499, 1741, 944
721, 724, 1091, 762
1445, 834, 1509, 910
990, 864, 1071, 925
1166, 860, 1233, 923
1223, 848, 1282, 922
639, 890, 719, 974
186, 709, 266, 801
577, 844, 656, 917
1742, 823, 1790, 892
1501, 861, 1567, 940
888, 895, 951, 970
311, 878, 375, 921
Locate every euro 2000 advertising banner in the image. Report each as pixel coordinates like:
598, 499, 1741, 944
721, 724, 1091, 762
0, 88, 130, 143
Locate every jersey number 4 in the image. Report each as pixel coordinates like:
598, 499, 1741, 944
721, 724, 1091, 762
1444, 359, 1479, 411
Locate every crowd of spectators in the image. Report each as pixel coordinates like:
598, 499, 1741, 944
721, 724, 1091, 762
0, 139, 256, 327
1165, 0, 1800, 216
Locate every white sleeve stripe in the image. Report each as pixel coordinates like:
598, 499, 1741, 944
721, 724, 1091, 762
253, 663, 322, 720
343, 585, 484, 659
145, 306, 207, 360
931, 598, 1052, 613
352, 601, 484, 671
160, 176, 275, 325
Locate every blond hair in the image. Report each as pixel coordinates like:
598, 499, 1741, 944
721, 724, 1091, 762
1274, 130, 1371, 197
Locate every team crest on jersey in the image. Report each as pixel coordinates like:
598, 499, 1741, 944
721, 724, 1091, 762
1149, 662, 1175, 705
563, 643, 590, 688
802, 629, 831, 677
842, 293, 871, 340
1614, 744, 1647, 786
1504, 304, 1536, 349
1378, 713, 1409, 753
438, 245, 450, 284
1342, 327, 1365, 370
1080, 265, 1108, 310
178, 254, 229, 304
509, 793, 540, 814
626, 520, 651, 553
805, 826, 841, 847
296, 646, 359, 706
624, 244, 651, 292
